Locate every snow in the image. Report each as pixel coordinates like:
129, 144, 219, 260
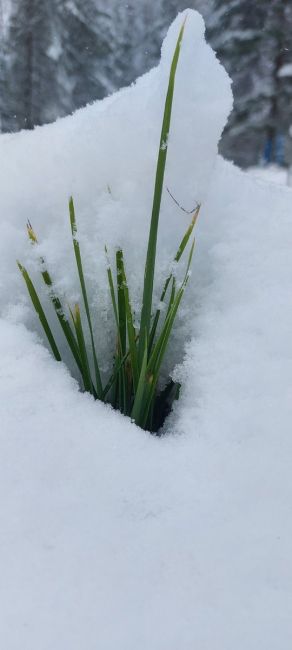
1, 9, 292, 649
278, 62, 292, 78
247, 164, 289, 186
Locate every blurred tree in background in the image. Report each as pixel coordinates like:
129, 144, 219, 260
263, 0, 292, 166
4, 0, 60, 130
208, 0, 292, 166
1, 0, 292, 168
207, 0, 268, 167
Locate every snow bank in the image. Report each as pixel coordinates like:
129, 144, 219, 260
1, 8, 292, 650
247, 164, 289, 186
0, 9, 232, 378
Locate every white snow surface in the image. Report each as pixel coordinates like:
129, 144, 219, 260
247, 164, 289, 186
1, 10, 292, 649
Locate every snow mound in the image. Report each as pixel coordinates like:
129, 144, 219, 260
247, 164, 289, 186
0, 9, 232, 378
1, 8, 292, 650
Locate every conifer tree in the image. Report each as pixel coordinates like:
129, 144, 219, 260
56, 0, 115, 114
3, 0, 60, 131
262, 0, 292, 164
206, 0, 267, 165
207, 0, 292, 166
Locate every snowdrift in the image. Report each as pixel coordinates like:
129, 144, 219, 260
1, 9, 292, 650
0, 10, 232, 382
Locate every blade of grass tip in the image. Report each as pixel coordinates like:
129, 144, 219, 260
149, 204, 200, 351
131, 332, 149, 426
173, 204, 200, 263
70, 303, 94, 394
26, 221, 83, 375
138, 18, 187, 367
119, 249, 139, 393
69, 197, 103, 398
141, 239, 195, 427
17, 261, 61, 362
116, 248, 127, 413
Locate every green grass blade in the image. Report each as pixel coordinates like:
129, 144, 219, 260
138, 18, 186, 366
41, 269, 82, 372
172, 204, 199, 264
116, 249, 127, 413
26, 222, 83, 374
149, 204, 200, 351
105, 246, 119, 328
106, 248, 139, 409
17, 261, 61, 362
69, 197, 103, 397
118, 249, 139, 392
149, 238, 195, 376
141, 239, 195, 427
131, 332, 149, 425
70, 303, 94, 394
116, 249, 127, 357
102, 330, 140, 402
105, 247, 121, 407
166, 277, 176, 316
102, 347, 131, 401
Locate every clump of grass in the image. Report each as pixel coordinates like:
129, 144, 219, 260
17, 19, 200, 433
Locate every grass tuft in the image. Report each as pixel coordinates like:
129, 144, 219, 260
18, 18, 200, 433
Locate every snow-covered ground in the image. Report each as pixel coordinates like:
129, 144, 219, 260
247, 163, 290, 186
1, 10, 292, 650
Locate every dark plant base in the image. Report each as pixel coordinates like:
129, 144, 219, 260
149, 380, 181, 434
